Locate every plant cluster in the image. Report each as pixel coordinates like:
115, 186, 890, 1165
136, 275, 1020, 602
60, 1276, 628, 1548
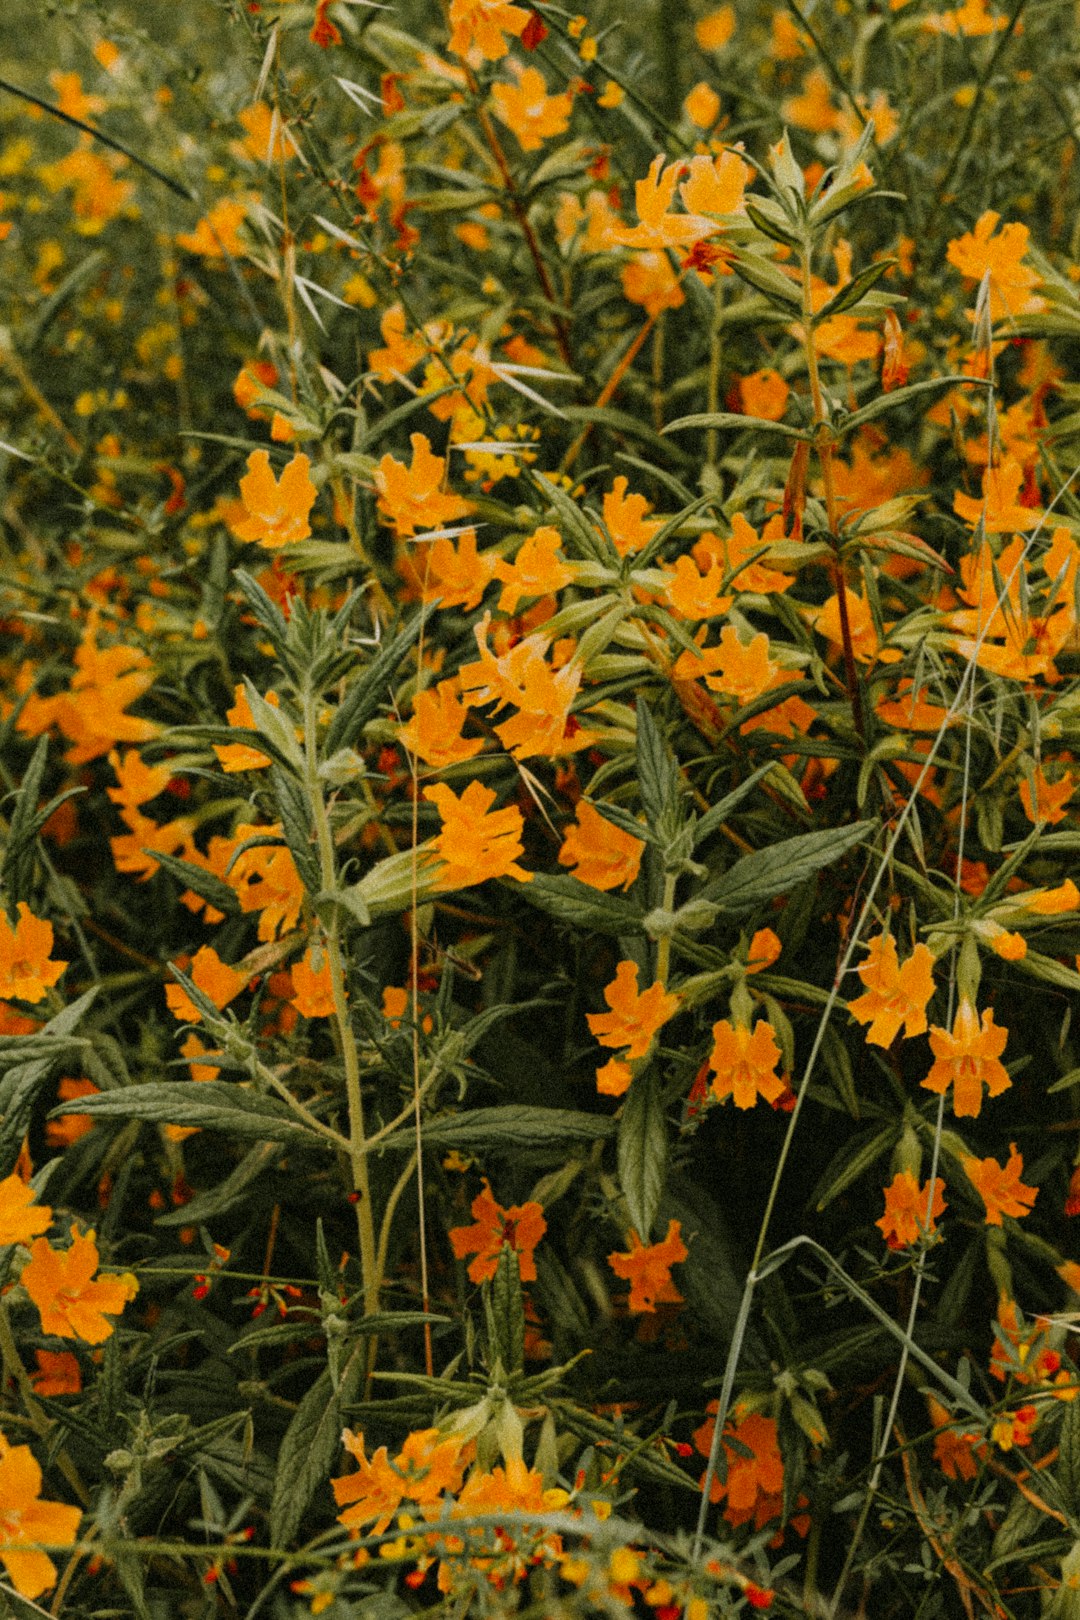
4, 0, 1080, 1614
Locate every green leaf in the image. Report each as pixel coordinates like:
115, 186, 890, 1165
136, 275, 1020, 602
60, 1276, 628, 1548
618, 1070, 666, 1241
635, 700, 682, 847
233, 567, 289, 655
155, 1141, 281, 1225
704, 820, 875, 911
692, 765, 775, 849
0, 989, 97, 1176
663, 411, 811, 442
811, 1124, 898, 1212
812, 259, 895, 322
324, 611, 425, 756
488, 1244, 525, 1373
52, 1083, 331, 1145
152, 850, 240, 915
1057, 1398, 1080, 1519
517, 873, 645, 936
1016, 951, 1080, 995
528, 469, 608, 564
269, 1347, 364, 1547
727, 249, 803, 311
2, 734, 49, 906
378, 1106, 615, 1153
835, 375, 991, 439
271, 765, 321, 894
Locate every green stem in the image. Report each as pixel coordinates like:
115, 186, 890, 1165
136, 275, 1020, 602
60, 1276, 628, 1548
302, 684, 380, 1321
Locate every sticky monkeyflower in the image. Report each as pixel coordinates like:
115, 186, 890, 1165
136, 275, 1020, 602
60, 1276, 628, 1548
601, 476, 663, 556
374, 433, 473, 536
662, 552, 733, 621
222, 823, 305, 940
926, 1396, 982, 1482
21, 1226, 138, 1344
232, 450, 317, 548
613, 156, 717, 252
213, 684, 280, 772
692, 1406, 785, 1527
290, 946, 337, 1019
739, 368, 790, 421
30, 1351, 81, 1398
962, 1144, 1037, 1225
608, 1220, 688, 1312
0, 904, 68, 1004
921, 998, 1011, 1117
875, 1171, 946, 1249
448, 1181, 546, 1282
176, 195, 249, 259
847, 934, 936, 1046
0, 1433, 82, 1600
403, 528, 497, 612
493, 526, 578, 614
558, 801, 645, 892
398, 680, 483, 768
707, 1016, 784, 1109
953, 456, 1043, 532
333, 1428, 465, 1534
491, 66, 573, 151
0, 1172, 51, 1247
946, 210, 1044, 321
424, 779, 531, 890
1020, 765, 1075, 826
17, 616, 160, 766
165, 945, 248, 1023
447, 0, 530, 60
587, 960, 681, 1061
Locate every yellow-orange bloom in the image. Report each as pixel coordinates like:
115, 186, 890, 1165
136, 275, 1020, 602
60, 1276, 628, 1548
290, 947, 337, 1019
587, 960, 680, 1060
176, 196, 249, 259
707, 1017, 784, 1108
165, 945, 248, 1023
0, 1433, 82, 1600
21, 1226, 138, 1344
447, 0, 530, 60
962, 1143, 1037, 1225
875, 1171, 946, 1249
608, 1219, 688, 1312
424, 779, 531, 889
448, 1181, 546, 1282
847, 934, 936, 1046
398, 680, 483, 768
1020, 765, 1075, 826
374, 433, 473, 537
946, 210, 1043, 321
953, 456, 1042, 532
493, 526, 577, 614
232, 451, 317, 548
601, 476, 663, 557
0, 904, 67, 1005
491, 66, 573, 151
921, 998, 1010, 1117
0, 1173, 51, 1247
558, 801, 645, 892
692, 1406, 784, 1527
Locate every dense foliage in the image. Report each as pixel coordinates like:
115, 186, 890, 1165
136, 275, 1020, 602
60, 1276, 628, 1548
5, 0, 1080, 1614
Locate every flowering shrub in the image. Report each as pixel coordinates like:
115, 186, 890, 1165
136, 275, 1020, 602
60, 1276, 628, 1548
5, 0, 1080, 1615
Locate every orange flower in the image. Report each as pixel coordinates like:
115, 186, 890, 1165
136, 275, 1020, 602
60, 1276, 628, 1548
746, 928, 782, 974
926, 1396, 981, 1482
875, 1170, 946, 1249
17, 616, 161, 766
684, 82, 721, 128
0, 1433, 82, 1600
21, 1226, 138, 1344
223, 822, 306, 940
662, 552, 733, 621
614, 157, 715, 252
176, 195, 249, 259
692, 1406, 785, 1527
695, 6, 735, 48
739, 368, 790, 422
29, 1350, 81, 1398
596, 1056, 633, 1096
558, 801, 645, 892
368, 304, 427, 382
782, 67, 840, 134
848, 934, 936, 1046
587, 960, 681, 1060
608, 1219, 688, 1312
601, 476, 663, 557
962, 1143, 1037, 1225
447, 0, 531, 60
458, 618, 592, 760
44, 1078, 99, 1148
493, 526, 577, 614
1020, 765, 1075, 826
405, 528, 497, 610
622, 250, 686, 317
0, 1172, 51, 1247
165, 945, 248, 1023
953, 456, 1042, 532
946, 210, 1043, 321
707, 1017, 784, 1109
0, 904, 67, 1004
398, 680, 483, 768
375, 433, 473, 537
424, 779, 531, 889
457, 1453, 567, 1514
1026, 879, 1080, 915
310, 0, 342, 46
921, 998, 1011, 1117
679, 149, 750, 217
448, 1181, 546, 1282
491, 66, 573, 151
213, 684, 278, 772
232, 450, 317, 548
106, 748, 174, 810
333, 1426, 465, 1533
925, 0, 1009, 33
290, 946, 337, 1019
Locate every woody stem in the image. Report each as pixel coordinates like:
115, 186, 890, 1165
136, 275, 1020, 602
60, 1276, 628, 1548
302, 683, 380, 1324
801, 247, 866, 742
